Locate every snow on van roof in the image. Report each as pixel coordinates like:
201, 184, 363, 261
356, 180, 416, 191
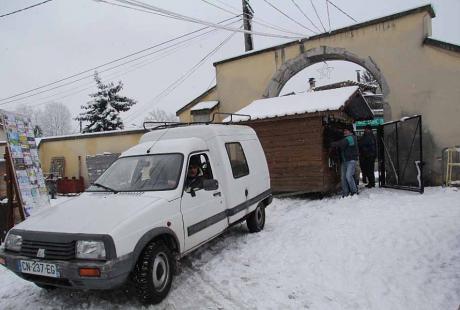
225, 86, 359, 122
191, 101, 219, 111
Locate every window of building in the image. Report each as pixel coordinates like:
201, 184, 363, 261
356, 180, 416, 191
192, 112, 210, 123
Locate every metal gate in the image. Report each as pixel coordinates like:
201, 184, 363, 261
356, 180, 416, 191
377, 115, 424, 193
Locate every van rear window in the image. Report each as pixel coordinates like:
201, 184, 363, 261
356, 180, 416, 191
225, 143, 249, 178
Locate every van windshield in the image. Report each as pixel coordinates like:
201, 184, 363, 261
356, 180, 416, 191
87, 154, 183, 192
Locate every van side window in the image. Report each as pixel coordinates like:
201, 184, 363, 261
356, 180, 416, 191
185, 153, 213, 192
225, 143, 249, 178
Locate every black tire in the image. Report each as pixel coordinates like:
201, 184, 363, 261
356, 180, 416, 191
247, 203, 266, 233
34, 283, 56, 290
132, 241, 173, 305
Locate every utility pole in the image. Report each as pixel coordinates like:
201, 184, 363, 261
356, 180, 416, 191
242, 0, 254, 51
356, 70, 361, 82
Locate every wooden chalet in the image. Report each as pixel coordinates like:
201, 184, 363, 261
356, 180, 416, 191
228, 86, 373, 194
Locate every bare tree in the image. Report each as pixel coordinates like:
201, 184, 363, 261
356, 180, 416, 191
38, 102, 72, 136
145, 108, 178, 122
14, 104, 43, 137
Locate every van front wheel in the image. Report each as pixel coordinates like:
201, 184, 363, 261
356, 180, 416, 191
133, 241, 173, 305
247, 203, 265, 233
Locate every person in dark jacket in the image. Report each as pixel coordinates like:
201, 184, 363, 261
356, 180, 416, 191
185, 156, 204, 192
359, 125, 377, 188
331, 127, 359, 197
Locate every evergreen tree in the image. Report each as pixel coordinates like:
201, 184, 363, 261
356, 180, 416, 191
360, 70, 379, 87
77, 72, 136, 133
33, 125, 43, 137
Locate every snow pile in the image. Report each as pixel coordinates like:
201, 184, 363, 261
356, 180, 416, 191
191, 101, 219, 111
225, 86, 359, 122
1, 187, 459, 309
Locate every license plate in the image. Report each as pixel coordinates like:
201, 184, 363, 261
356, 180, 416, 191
19, 260, 60, 278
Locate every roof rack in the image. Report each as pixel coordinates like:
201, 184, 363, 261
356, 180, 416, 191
142, 113, 251, 131
142, 121, 205, 131
210, 112, 251, 123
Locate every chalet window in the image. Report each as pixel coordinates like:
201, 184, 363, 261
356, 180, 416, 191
225, 143, 249, 178
192, 112, 210, 122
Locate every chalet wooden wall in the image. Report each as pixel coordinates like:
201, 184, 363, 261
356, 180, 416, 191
243, 114, 341, 193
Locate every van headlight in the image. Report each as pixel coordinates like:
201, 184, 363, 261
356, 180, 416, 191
5, 234, 23, 252
76, 240, 106, 260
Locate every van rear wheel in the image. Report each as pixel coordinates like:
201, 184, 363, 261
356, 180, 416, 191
133, 240, 173, 305
247, 203, 265, 233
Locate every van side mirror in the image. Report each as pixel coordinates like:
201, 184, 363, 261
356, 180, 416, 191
203, 179, 218, 191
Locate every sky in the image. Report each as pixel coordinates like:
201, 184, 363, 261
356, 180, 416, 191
0, 0, 459, 131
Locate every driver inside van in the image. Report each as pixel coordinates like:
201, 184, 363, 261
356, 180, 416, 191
185, 156, 204, 192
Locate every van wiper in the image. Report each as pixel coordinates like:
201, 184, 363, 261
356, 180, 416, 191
92, 182, 118, 194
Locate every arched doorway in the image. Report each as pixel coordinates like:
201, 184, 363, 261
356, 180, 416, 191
263, 46, 390, 117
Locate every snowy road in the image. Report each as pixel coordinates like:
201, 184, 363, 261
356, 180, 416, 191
1, 187, 459, 310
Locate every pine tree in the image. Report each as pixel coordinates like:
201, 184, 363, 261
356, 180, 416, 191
77, 72, 136, 133
33, 125, 43, 137
360, 70, 379, 88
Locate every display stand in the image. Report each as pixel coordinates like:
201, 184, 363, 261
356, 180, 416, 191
0, 148, 25, 242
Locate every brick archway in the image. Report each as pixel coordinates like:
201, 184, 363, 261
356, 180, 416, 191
263, 46, 390, 100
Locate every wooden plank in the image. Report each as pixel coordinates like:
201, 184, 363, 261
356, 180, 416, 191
244, 116, 343, 193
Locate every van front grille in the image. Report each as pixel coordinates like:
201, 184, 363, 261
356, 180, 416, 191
20, 240, 75, 260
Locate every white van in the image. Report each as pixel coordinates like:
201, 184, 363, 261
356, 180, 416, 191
0, 124, 272, 304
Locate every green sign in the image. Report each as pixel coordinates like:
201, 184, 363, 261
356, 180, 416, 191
355, 118, 384, 128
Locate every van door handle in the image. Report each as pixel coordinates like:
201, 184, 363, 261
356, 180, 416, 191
213, 192, 221, 197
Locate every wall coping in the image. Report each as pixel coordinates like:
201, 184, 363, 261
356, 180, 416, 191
214, 4, 435, 66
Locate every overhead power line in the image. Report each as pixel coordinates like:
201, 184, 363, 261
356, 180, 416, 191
201, 0, 306, 37
20, 19, 242, 109
325, 0, 331, 32
327, 0, 357, 22
309, 0, 327, 32
0, 15, 241, 104
289, 0, 321, 33
0, 0, 53, 18
212, 0, 306, 36
125, 30, 238, 123
107, 0, 303, 39
96, 0, 183, 18
261, 0, 316, 34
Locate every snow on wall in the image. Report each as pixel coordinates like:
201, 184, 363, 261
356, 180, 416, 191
225, 86, 359, 122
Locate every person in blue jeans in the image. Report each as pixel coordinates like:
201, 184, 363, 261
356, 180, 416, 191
331, 128, 359, 197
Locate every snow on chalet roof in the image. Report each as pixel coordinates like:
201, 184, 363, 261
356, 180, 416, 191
191, 100, 219, 111
226, 86, 360, 122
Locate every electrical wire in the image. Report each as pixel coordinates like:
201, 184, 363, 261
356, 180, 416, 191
290, 0, 321, 33
325, 0, 331, 32
212, 0, 307, 36
0, 0, 53, 18
22, 19, 243, 109
200, 0, 306, 37
19, 20, 242, 109
124, 30, 238, 123
309, 0, 327, 32
125, 34, 235, 123
0, 15, 241, 104
108, 0, 303, 39
261, 0, 316, 34
327, 0, 357, 22
96, 0, 181, 18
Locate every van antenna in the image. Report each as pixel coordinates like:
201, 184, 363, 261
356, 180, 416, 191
146, 127, 171, 154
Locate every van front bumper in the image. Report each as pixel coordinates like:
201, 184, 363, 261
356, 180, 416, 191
0, 248, 133, 290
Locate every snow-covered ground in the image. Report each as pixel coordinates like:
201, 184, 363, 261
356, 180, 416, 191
1, 187, 459, 310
